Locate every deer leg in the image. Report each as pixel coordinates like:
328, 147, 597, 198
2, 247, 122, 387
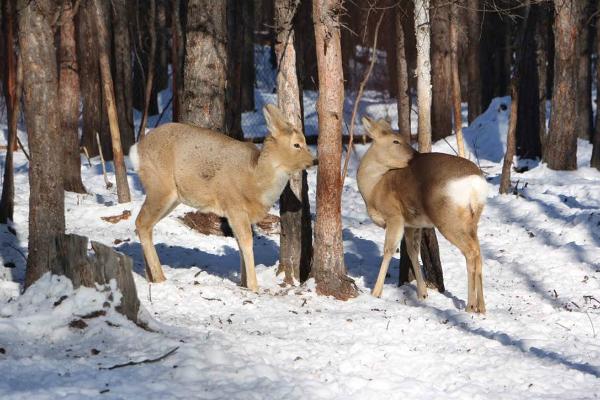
405, 228, 427, 300
474, 239, 485, 313
236, 237, 247, 287
228, 214, 257, 292
372, 218, 404, 298
136, 192, 179, 283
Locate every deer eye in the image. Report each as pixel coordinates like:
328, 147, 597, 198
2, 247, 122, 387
393, 140, 400, 144
294, 143, 301, 149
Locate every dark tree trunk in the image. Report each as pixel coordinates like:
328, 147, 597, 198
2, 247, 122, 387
171, 0, 184, 122
0, 0, 20, 225
241, 0, 255, 112
516, 3, 542, 160
155, 0, 169, 94
78, 0, 112, 158
545, 0, 582, 170
132, 2, 159, 116
18, 0, 66, 288
275, 0, 313, 284
138, 0, 157, 137
112, 0, 135, 152
312, 0, 357, 300
296, 0, 318, 90
59, 0, 86, 194
576, 0, 593, 141
226, 0, 244, 139
396, 3, 411, 138
480, 12, 510, 111
466, 0, 482, 122
536, 4, 550, 155
592, 7, 600, 169
181, 0, 227, 130
430, 0, 452, 141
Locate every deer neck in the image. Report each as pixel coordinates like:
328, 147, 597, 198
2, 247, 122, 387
357, 148, 391, 204
254, 140, 290, 207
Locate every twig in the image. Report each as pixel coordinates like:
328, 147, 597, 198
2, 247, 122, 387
341, 11, 384, 185
81, 146, 92, 167
154, 96, 173, 128
100, 346, 179, 370
15, 136, 29, 161
585, 311, 596, 338
4, 242, 26, 261
96, 132, 113, 189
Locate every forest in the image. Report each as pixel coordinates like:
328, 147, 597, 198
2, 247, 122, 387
0, 0, 599, 398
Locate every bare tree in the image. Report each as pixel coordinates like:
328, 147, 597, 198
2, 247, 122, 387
275, 0, 312, 283
92, 0, 131, 203
138, 0, 157, 137
449, 0, 465, 157
545, 0, 582, 170
312, 0, 357, 299
171, 0, 184, 122
18, 0, 65, 287
592, 6, 600, 170
466, 0, 481, 122
395, 2, 411, 138
430, 0, 452, 141
59, 0, 86, 194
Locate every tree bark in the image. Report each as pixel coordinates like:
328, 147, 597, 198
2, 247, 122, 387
297, 0, 318, 90
592, 7, 600, 169
395, 3, 411, 139
576, 0, 592, 141
181, 0, 228, 130
466, 0, 481, 122
226, 0, 244, 139
312, 0, 357, 300
59, 0, 86, 194
275, 0, 313, 284
241, 0, 255, 112
450, 2, 465, 157
112, 0, 135, 152
430, 0, 452, 141
171, 0, 184, 122
545, 0, 581, 170
138, 0, 157, 137
92, 0, 131, 203
18, 0, 66, 288
536, 3, 550, 156
0, 0, 21, 225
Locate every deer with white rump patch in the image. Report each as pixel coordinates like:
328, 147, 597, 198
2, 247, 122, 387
357, 117, 488, 313
130, 105, 316, 291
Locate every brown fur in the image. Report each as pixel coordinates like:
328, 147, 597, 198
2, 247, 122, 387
134, 105, 315, 291
357, 117, 487, 313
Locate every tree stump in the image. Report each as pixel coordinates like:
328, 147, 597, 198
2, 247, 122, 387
52, 234, 140, 324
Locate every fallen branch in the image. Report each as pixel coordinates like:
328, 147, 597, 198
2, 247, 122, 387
100, 346, 179, 370
341, 12, 384, 185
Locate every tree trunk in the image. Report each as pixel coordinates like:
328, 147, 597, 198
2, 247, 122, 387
59, 0, 86, 194
450, 2, 465, 157
399, 0, 444, 292
466, 0, 481, 122
155, 0, 169, 95
500, 82, 519, 194
0, 0, 21, 225
241, 0, 255, 112
226, 0, 244, 139
395, 3, 411, 139
576, 0, 592, 141
535, 3, 549, 157
112, 0, 135, 152
18, 0, 66, 288
181, 0, 227, 130
171, 0, 184, 122
515, 3, 542, 160
592, 7, 600, 169
77, 0, 111, 158
138, 0, 157, 137
275, 0, 313, 284
297, 0, 318, 91
430, 0, 452, 141
545, 0, 581, 170
312, 0, 357, 300
92, 0, 131, 203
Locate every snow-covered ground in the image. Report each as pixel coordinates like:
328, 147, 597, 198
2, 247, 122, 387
0, 92, 599, 399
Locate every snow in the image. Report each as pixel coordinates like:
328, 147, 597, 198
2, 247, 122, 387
1, 54, 600, 399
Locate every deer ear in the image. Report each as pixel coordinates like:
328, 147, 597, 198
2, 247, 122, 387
263, 104, 290, 138
377, 119, 393, 132
362, 116, 381, 140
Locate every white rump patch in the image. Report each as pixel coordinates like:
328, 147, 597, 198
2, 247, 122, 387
129, 143, 140, 171
445, 175, 489, 208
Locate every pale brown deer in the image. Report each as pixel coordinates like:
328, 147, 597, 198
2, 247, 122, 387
357, 117, 488, 313
130, 105, 316, 291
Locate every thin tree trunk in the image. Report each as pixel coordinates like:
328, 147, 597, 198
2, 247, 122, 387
18, 0, 66, 288
171, 0, 183, 122
138, 0, 156, 137
0, 0, 20, 225
450, 2, 465, 157
112, 0, 135, 152
577, 0, 592, 141
430, 0, 452, 141
545, 0, 581, 170
92, 0, 131, 203
275, 0, 313, 284
59, 0, 86, 194
396, 3, 411, 139
312, 0, 357, 300
466, 0, 481, 122
181, 0, 227, 130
